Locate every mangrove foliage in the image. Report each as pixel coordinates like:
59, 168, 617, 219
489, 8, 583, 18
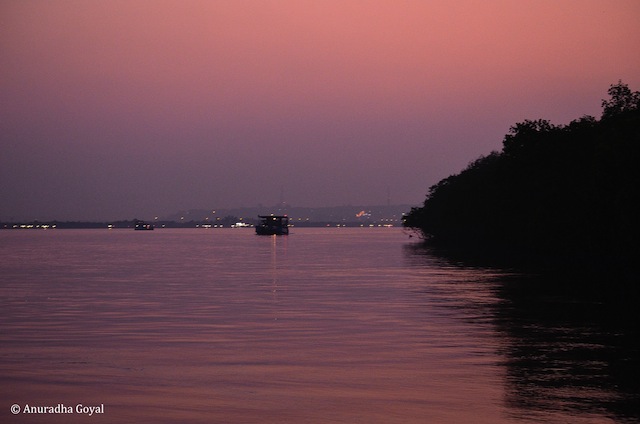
404, 81, 639, 273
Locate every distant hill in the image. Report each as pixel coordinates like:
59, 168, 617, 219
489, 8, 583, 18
164, 204, 415, 226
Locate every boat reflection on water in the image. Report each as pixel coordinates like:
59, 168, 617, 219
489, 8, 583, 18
403, 243, 640, 423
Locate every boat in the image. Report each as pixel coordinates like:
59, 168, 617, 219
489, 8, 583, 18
255, 215, 289, 235
134, 220, 154, 230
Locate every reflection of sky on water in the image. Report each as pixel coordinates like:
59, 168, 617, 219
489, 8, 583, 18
1, 228, 638, 423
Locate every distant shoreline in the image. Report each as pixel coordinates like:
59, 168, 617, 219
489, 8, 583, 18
1, 204, 413, 230
1, 220, 401, 230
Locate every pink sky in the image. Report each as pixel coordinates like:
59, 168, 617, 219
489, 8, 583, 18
2, 0, 639, 220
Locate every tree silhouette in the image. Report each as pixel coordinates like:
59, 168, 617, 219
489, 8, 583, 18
601, 80, 640, 119
404, 82, 640, 275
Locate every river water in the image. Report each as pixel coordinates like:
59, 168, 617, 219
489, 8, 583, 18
1, 228, 637, 423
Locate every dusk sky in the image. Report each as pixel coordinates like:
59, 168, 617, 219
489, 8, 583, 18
2, 0, 639, 221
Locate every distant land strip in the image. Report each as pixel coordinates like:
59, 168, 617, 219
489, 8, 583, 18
1, 204, 414, 229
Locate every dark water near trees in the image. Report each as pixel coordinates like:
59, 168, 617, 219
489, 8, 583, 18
1, 228, 637, 423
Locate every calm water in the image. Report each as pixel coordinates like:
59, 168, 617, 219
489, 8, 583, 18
1, 228, 637, 423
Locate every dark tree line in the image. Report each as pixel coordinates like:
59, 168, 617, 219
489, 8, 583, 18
404, 81, 640, 273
